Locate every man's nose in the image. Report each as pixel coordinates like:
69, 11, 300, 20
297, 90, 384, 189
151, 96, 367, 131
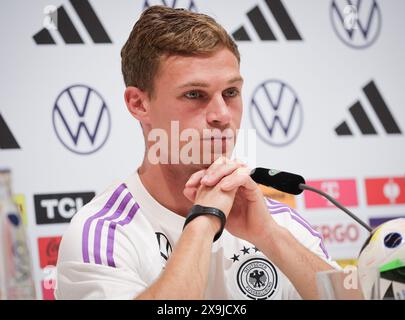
206, 94, 231, 127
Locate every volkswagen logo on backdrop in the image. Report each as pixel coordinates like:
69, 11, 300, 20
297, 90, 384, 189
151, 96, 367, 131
330, 0, 382, 49
250, 80, 303, 147
143, 0, 198, 11
52, 84, 111, 155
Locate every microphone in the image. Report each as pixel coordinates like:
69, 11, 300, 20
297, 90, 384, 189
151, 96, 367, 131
250, 167, 372, 232
249, 168, 305, 195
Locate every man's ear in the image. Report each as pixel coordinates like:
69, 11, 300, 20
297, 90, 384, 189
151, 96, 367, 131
124, 86, 151, 125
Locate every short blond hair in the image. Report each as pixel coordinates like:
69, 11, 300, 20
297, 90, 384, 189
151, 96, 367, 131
121, 6, 240, 94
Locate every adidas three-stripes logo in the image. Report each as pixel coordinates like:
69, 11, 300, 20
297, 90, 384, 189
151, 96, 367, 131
232, 0, 302, 41
33, 0, 112, 45
335, 81, 402, 136
0, 113, 20, 149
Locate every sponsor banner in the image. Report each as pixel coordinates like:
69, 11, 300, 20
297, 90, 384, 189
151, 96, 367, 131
365, 177, 405, 205
33, 0, 112, 45
249, 79, 303, 147
304, 179, 358, 209
330, 0, 382, 49
258, 184, 296, 208
41, 279, 56, 300
41, 266, 57, 300
232, 0, 302, 42
0, 113, 20, 149
52, 85, 111, 155
335, 81, 402, 136
314, 222, 361, 245
34, 192, 95, 224
38, 236, 62, 268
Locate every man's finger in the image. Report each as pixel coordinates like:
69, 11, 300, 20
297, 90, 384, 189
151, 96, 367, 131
219, 167, 257, 192
202, 158, 246, 186
183, 186, 198, 202
185, 169, 206, 188
204, 156, 231, 175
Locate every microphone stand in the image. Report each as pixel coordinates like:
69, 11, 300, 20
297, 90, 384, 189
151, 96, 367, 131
299, 183, 372, 233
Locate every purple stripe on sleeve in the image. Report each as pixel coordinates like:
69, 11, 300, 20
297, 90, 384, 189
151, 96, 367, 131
290, 207, 316, 227
290, 215, 330, 259
268, 205, 323, 238
106, 202, 140, 267
82, 184, 127, 263
268, 207, 294, 215
266, 198, 282, 206
264, 198, 290, 209
93, 192, 133, 265
267, 205, 330, 259
266, 203, 290, 210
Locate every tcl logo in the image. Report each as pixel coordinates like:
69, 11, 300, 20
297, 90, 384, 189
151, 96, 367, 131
314, 223, 360, 243
34, 192, 94, 224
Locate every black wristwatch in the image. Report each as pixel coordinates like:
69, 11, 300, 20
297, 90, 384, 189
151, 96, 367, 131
183, 205, 226, 242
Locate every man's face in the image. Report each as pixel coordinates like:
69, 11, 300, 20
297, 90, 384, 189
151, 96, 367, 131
146, 47, 243, 167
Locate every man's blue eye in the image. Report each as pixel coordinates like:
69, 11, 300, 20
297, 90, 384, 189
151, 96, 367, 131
224, 89, 239, 97
185, 91, 201, 99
